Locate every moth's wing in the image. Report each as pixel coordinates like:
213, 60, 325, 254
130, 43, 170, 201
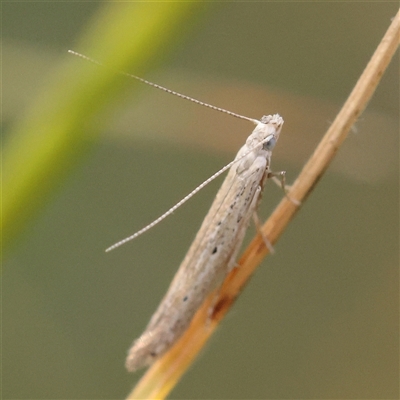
125, 156, 268, 372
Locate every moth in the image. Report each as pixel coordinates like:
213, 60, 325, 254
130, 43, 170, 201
68, 50, 284, 372
124, 114, 283, 371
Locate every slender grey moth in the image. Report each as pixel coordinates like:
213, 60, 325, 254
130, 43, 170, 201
69, 50, 284, 372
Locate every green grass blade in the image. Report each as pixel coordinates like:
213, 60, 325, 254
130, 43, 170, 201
3, 2, 209, 253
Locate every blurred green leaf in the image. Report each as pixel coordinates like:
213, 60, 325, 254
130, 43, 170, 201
3, 2, 209, 253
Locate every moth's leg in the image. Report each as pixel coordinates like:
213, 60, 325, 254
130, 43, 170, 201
268, 170, 286, 191
248, 184, 275, 253
268, 170, 301, 206
252, 211, 275, 254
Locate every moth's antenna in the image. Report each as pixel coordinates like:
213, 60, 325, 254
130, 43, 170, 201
104, 132, 280, 252
68, 50, 259, 125
67, 50, 277, 252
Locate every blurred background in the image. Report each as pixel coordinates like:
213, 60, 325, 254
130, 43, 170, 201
3, 3, 398, 399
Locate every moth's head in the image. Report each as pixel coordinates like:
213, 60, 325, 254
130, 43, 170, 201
257, 114, 284, 152
260, 114, 284, 135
